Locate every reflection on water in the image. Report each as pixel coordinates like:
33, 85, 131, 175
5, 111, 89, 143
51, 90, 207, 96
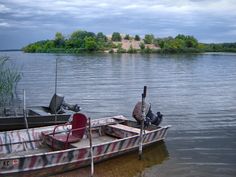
52, 142, 169, 177
155, 127, 236, 177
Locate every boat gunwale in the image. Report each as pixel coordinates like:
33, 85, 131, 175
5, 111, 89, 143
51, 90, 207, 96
0, 125, 171, 160
0, 138, 167, 175
0, 126, 170, 174
0, 115, 127, 134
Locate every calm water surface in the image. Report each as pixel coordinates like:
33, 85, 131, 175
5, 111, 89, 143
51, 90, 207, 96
1, 51, 236, 177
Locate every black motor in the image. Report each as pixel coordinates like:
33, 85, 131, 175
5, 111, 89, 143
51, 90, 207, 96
49, 94, 80, 113
132, 101, 163, 126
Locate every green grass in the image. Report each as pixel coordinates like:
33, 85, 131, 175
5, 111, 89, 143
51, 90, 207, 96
0, 56, 21, 107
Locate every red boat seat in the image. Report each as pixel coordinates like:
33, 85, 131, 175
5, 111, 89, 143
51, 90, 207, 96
50, 113, 87, 149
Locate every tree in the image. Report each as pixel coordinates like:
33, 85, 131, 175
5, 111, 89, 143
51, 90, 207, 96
96, 32, 107, 50
135, 35, 140, 41
124, 34, 130, 40
175, 34, 198, 48
84, 37, 97, 51
140, 42, 145, 50
144, 34, 154, 44
96, 32, 107, 42
175, 34, 186, 41
54, 32, 65, 47
45, 40, 55, 49
163, 39, 185, 52
185, 36, 198, 48
156, 38, 165, 48
69, 30, 95, 48
112, 32, 121, 41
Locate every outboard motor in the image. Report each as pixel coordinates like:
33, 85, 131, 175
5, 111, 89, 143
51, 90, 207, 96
49, 94, 80, 113
49, 94, 65, 114
62, 102, 80, 112
132, 101, 163, 126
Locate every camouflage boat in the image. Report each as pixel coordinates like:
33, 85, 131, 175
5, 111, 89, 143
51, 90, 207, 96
0, 114, 170, 177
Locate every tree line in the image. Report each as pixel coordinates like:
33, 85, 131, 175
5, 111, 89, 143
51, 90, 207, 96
22, 30, 236, 53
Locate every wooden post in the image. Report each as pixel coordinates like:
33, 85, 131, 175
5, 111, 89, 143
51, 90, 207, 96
89, 117, 94, 177
54, 58, 58, 123
139, 86, 147, 160
23, 89, 29, 129
23, 90, 34, 150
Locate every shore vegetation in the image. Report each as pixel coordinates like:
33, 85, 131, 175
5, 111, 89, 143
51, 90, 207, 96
0, 56, 21, 107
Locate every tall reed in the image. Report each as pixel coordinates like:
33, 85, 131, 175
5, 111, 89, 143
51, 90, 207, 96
0, 56, 21, 107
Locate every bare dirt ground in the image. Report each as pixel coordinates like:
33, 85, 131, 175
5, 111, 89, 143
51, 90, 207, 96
114, 39, 160, 50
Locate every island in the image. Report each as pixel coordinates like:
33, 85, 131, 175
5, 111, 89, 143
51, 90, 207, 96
22, 30, 236, 54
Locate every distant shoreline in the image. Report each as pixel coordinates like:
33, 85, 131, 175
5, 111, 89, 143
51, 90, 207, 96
1, 50, 236, 55
0, 49, 22, 52
2, 30, 236, 54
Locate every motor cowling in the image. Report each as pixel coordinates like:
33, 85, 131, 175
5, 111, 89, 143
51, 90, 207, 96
132, 101, 150, 122
132, 101, 163, 126
49, 94, 80, 113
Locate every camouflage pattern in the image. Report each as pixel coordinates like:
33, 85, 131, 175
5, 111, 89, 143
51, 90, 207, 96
0, 115, 170, 177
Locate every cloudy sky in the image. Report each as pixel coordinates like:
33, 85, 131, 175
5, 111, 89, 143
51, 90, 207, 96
0, 0, 236, 49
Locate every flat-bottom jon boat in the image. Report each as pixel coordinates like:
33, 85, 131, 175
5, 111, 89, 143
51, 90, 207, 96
0, 114, 170, 177
0, 114, 71, 131
0, 94, 80, 131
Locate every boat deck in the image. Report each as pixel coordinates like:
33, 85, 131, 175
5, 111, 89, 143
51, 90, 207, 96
0, 135, 117, 158
108, 123, 151, 134
71, 135, 117, 148
0, 146, 52, 158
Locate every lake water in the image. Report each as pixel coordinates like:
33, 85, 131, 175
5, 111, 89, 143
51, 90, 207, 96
1, 51, 236, 177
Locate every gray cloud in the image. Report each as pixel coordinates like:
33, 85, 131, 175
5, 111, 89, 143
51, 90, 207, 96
0, 0, 236, 49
